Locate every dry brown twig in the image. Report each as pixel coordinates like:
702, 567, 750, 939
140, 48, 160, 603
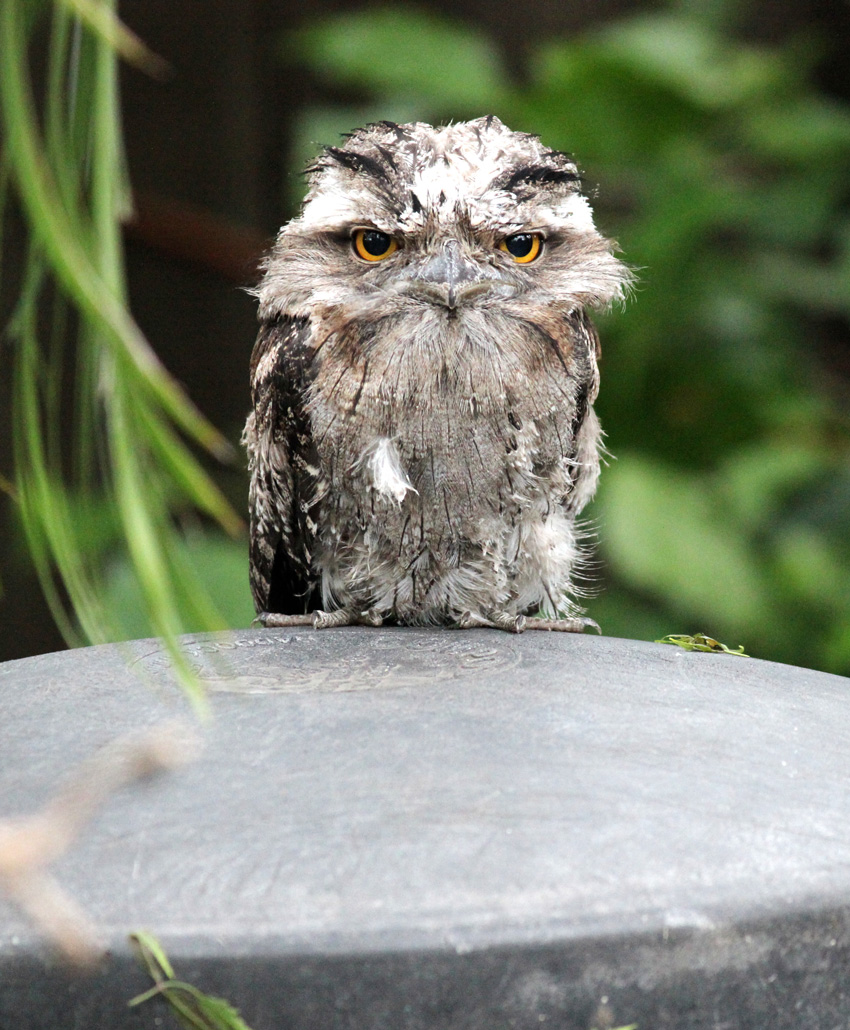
0, 721, 200, 968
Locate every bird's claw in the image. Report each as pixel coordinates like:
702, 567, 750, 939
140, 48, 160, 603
256, 609, 599, 635
254, 608, 383, 630
253, 611, 313, 628
454, 610, 526, 633
453, 611, 599, 634
313, 608, 383, 629
523, 615, 601, 634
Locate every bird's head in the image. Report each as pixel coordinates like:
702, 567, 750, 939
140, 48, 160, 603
255, 117, 631, 328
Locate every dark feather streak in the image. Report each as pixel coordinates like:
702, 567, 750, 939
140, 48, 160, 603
324, 147, 393, 185
247, 316, 321, 614
501, 165, 581, 193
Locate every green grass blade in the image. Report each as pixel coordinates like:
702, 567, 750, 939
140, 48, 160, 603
0, 1, 230, 460
2, 1, 243, 703
130, 932, 255, 1030
137, 406, 243, 537
57, 0, 170, 77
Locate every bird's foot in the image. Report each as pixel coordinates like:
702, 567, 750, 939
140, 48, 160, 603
454, 610, 526, 634
253, 612, 314, 628
313, 607, 383, 629
257, 608, 597, 634
523, 615, 601, 634
453, 611, 600, 634
254, 609, 383, 630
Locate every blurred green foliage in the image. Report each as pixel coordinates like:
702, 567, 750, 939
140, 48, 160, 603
1, 0, 240, 703
288, 3, 850, 673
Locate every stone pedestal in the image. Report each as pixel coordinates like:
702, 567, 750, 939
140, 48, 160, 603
1, 629, 849, 1028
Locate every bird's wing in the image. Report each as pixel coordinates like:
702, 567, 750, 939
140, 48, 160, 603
563, 308, 602, 515
244, 315, 321, 615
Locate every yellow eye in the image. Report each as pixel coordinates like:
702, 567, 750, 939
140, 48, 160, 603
353, 228, 398, 262
499, 232, 543, 264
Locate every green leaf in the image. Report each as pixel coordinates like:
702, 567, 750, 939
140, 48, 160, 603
531, 41, 705, 162
131, 930, 176, 980
597, 454, 773, 635
293, 7, 508, 112
103, 531, 254, 641
656, 633, 749, 656
598, 14, 782, 108
743, 97, 850, 161
773, 527, 850, 612
130, 932, 254, 1030
717, 444, 831, 534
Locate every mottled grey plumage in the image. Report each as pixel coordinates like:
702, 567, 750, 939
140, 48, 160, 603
243, 117, 631, 632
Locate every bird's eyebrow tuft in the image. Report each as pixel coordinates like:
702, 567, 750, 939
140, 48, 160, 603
498, 164, 582, 194
321, 147, 394, 186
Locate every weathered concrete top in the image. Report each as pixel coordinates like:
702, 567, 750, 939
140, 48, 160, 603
1, 629, 849, 1029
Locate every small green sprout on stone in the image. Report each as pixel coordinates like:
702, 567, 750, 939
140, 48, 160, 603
656, 632, 749, 657
129, 931, 253, 1030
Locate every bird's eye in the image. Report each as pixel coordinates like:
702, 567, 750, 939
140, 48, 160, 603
353, 229, 398, 262
499, 233, 543, 264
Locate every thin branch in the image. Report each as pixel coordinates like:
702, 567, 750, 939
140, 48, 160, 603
0, 722, 201, 968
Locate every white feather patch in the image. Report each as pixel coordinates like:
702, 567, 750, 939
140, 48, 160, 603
364, 438, 417, 504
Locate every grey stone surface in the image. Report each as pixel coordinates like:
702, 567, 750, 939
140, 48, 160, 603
1, 628, 850, 1028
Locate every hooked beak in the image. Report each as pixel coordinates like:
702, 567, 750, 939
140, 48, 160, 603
407, 239, 503, 310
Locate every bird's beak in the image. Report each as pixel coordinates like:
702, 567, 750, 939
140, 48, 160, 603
408, 240, 498, 309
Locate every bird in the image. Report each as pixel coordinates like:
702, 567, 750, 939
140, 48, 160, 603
243, 116, 631, 633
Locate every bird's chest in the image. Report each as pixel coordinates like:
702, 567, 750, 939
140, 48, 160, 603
306, 346, 574, 545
